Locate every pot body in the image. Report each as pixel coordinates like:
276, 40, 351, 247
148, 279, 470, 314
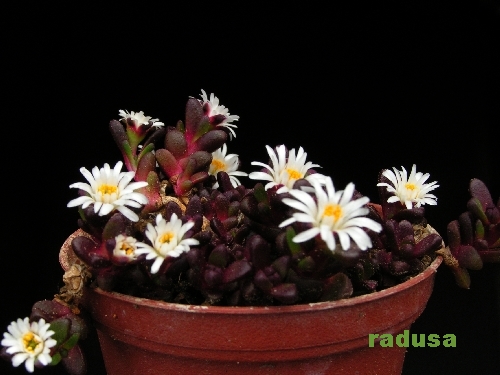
82, 256, 442, 375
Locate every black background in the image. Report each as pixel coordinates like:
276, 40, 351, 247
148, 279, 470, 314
1, 2, 499, 374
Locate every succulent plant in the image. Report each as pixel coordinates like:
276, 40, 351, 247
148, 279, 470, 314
2, 90, 498, 374
438, 178, 500, 288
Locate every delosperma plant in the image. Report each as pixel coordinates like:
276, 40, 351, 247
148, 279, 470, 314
2, 90, 498, 374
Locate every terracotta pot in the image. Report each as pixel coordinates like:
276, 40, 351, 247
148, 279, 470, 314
78, 255, 442, 375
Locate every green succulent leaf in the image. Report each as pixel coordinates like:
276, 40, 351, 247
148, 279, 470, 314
61, 333, 80, 350
49, 318, 71, 345
286, 227, 302, 255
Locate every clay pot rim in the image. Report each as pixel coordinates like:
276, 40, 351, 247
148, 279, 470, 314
87, 255, 442, 315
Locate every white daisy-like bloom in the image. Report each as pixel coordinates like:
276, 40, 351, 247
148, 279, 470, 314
118, 109, 164, 128
279, 177, 382, 251
113, 234, 139, 260
377, 164, 439, 209
209, 144, 248, 188
199, 89, 239, 139
135, 213, 200, 274
248, 145, 326, 194
1, 317, 57, 373
67, 161, 149, 222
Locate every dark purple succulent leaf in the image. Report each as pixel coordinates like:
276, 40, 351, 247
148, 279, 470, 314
208, 114, 226, 126
473, 238, 489, 251
271, 255, 292, 280
222, 259, 252, 283
164, 201, 183, 221
222, 217, 238, 231
469, 178, 495, 211
264, 266, 282, 285
191, 129, 228, 154
486, 206, 500, 225
135, 150, 157, 182
142, 127, 166, 149
454, 245, 483, 270
184, 98, 205, 136
193, 230, 213, 245
399, 243, 415, 258
245, 235, 271, 269
412, 233, 443, 258
208, 244, 230, 268
101, 213, 129, 241
156, 148, 181, 177
185, 247, 204, 269
392, 207, 425, 224
164, 127, 187, 158
214, 193, 230, 221
224, 189, 242, 203
30, 300, 73, 322
217, 171, 234, 192
204, 265, 223, 288
241, 281, 260, 304
191, 171, 209, 185
62, 345, 87, 375
270, 283, 299, 304
383, 219, 399, 252
398, 221, 414, 242
458, 212, 474, 245
109, 119, 128, 151
184, 195, 202, 218
320, 273, 353, 301
254, 269, 273, 292
228, 201, 240, 217
376, 250, 392, 267
446, 220, 461, 251
467, 197, 490, 225
233, 224, 250, 245
240, 194, 259, 220
190, 151, 213, 171
71, 236, 103, 267
210, 217, 227, 238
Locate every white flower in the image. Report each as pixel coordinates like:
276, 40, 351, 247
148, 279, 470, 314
113, 234, 139, 260
377, 164, 439, 209
135, 213, 200, 274
279, 177, 382, 251
199, 89, 239, 139
248, 145, 326, 194
67, 161, 149, 222
119, 109, 164, 128
1, 317, 57, 373
209, 144, 248, 188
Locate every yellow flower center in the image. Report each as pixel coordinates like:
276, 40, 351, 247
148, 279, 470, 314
211, 159, 226, 172
405, 182, 417, 191
323, 204, 343, 222
98, 184, 118, 195
159, 232, 174, 244
120, 243, 135, 255
286, 168, 303, 180
22, 332, 42, 353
